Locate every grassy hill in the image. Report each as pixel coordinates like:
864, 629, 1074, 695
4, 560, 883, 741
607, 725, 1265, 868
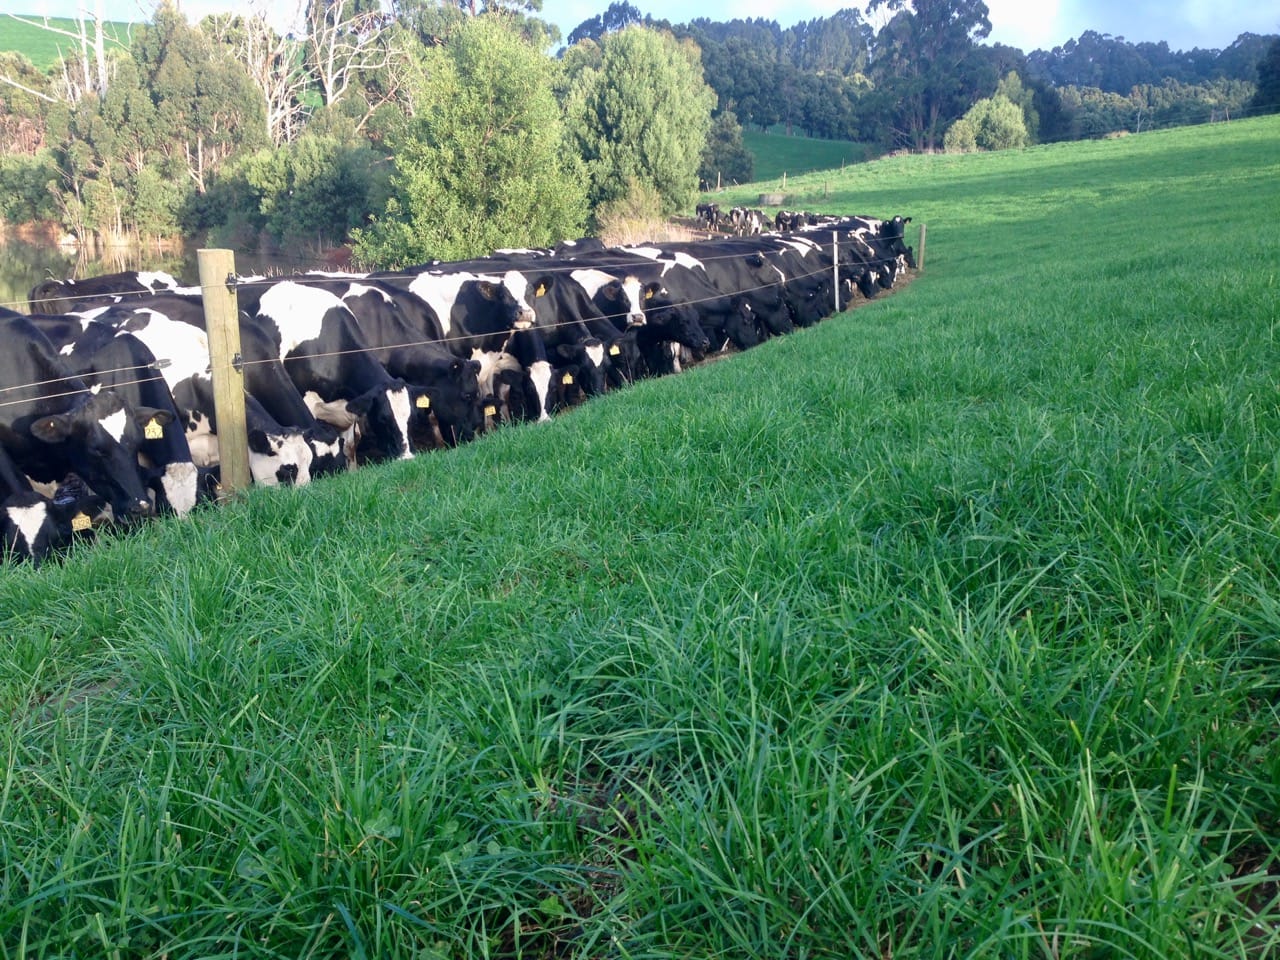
3, 117, 1279, 957
0, 13, 132, 70
742, 128, 871, 184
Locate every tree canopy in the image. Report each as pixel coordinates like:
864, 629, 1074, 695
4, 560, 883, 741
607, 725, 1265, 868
563, 26, 715, 217
352, 16, 586, 266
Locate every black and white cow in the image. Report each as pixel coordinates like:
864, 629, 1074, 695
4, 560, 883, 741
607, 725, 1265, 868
296, 276, 485, 446
92, 294, 350, 485
252, 281, 419, 463
28, 270, 181, 315
1, 448, 106, 563
30, 311, 201, 515
0, 315, 168, 523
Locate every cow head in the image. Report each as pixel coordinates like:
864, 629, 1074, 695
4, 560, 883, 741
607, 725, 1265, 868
346, 380, 414, 462
424, 359, 483, 446
27, 389, 167, 521
644, 297, 711, 355
247, 426, 316, 486
552, 339, 609, 398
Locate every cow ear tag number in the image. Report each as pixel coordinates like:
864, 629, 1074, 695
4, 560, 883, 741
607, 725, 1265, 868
415, 395, 430, 409
484, 404, 497, 417
71, 513, 92, 532
144, 418, 163, 440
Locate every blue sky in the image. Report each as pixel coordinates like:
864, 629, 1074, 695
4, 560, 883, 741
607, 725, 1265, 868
16, 0, 1280, 53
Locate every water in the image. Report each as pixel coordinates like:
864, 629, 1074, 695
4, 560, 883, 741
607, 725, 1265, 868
0, 232, 342, 314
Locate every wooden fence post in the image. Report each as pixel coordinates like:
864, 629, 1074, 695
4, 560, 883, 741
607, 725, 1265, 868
197, 249, 250, 500
917, 223, 927, 272
833, 231, 841, 314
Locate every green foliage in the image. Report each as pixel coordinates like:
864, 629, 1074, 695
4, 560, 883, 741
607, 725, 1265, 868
948, 93, 1029, 151
199, 132, 390, 250
698, 109, 753, 187
866, 0, 994, 150
995, 70, 1038, 141
1250, 36, 1280, 114
353, 16, 585, 267
0, 150, 59, 222
131, 2, 267, 192
564, 26, 714, 217
3, 115, 1280, 959
942, 115, 976, 152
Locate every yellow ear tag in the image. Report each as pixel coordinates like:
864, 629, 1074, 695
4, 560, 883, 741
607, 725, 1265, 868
71, 512, 92, 532
609, 344, 621, 356
415, 395, 430, 409
644, 289, 654, 300
483, 404, 497, 416
535, 283, 546, 297
562, 373, 574, 385
144, 418, 163, 440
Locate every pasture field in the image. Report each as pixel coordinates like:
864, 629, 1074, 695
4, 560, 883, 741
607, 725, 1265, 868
0, 14, 132, 71
740, 128, 871, 185
3, 116, 1280, 957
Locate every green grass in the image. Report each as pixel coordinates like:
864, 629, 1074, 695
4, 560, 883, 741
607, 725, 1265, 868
3, 116, 1280, 958
0, 14, 133, 71
741, 128, 871, 186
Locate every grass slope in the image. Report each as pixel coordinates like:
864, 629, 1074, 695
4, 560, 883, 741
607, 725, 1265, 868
3, 117, 1280, 958
742, 128, 870, 185
0, 14, 132, 71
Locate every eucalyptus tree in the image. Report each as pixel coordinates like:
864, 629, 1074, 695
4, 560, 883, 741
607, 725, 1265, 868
867, 0, 992, 151
132, 2, 267, 194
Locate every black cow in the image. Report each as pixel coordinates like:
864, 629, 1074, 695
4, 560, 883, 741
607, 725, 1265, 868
1, 450, 106, 563
0, 315, 168, 523
29, 270, 180, 315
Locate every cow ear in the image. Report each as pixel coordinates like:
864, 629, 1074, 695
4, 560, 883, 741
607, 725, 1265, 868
553, 343, 576, 360
477, 281, 498, 300
345, 393, 375, 417
247, 428, 272, 453
466, 359, 482, 376
533, 275, 553, 297
643, 282, 661, 301
29, 414, 73, 443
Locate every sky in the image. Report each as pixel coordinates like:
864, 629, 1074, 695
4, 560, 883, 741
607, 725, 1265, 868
16, 0, 1280, 54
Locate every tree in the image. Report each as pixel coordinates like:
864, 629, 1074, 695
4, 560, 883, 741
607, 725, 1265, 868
966, 93, 1027, 148
203, 9, 311, 146
305, 0, 396, 107
132, 2, 267, 193
867, 0, 992, 151
995, 70, 1038, 141
699, 108, 752, 187
567, 2, 644, 46
352, 16, 586, 266
1251, 37, 1280, 114
563, 26, 714, 216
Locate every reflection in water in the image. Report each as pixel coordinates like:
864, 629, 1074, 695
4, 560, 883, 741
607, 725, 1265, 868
0, 234, 335, 314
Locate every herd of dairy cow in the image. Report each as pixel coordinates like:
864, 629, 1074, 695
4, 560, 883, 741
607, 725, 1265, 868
0, 213, 915, 562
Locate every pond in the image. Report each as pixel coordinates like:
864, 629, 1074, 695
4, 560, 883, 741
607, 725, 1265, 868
0, 230, 344, 314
